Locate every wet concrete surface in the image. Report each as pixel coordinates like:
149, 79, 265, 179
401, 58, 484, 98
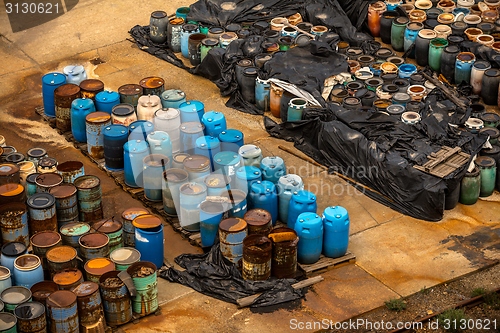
1, 0, 500, 332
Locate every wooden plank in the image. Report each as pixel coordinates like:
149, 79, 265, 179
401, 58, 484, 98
298, 252, 356, 277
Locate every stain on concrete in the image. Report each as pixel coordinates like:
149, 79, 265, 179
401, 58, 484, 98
441, 227, 500, 266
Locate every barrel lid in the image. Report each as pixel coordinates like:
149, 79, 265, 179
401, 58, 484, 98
179, 100, 204, 113
214, 151, 240, 166
218, 129, 243, 143
129, 120, 154, 133
261, 156, 284, 168
402, 111, 422, 124
1, 242, 27, 257
201, 37, 219, 46
195, 136, 220, 150
479, 127, 500, 139
161, 89, 186, 102
0, 267, 10, 280
14, 254, 40, 270
147, 131, 170, 142
71, 97, 95, 110
243, 67, 258, 76
202, 111, 224, 123
0, 183, 24, 197
79, 233, 109, 248
124, 140, 149, 154
173, 153, 190, 164
278, 174, 303, 188
0, 312, 16, 330
236, 166, 262, 180
104, 124, 128, 138
63, 64, 85, 76
42, 72, 66, 85
485, 68, 500, 77
473, 60, 491, 70
219, 218, 247, 232
387, 104, 406, 115
27, 192, 55, 209
84, 258, 115, 276
297, 212, 321, 224
46, 246, 77, 263
475, 156, 496, 168
292, 190, 316, 203
0, 146, 16, 156
92, 218, 122, 233
72, 281, 99, 297
250, 180, 276, 194
179, 182, 207, 196
139, 76, 164, 89
5, 153, 25, 164
121, 207, 150, 221
35, 173, 63, 186
0, 163, 19, 176
30, 231, 61, 248
30, 281, 58, 299
154, 107, 180, 120
481, 145, 500, 156
46, 290, 77, 308
74, 175, 100, 189
37, 157, 57, 168
86, 111, 111, 124
53, 268, 83, 286
118, 84, 143, 95
27, 147, 47, 158
144, 154, 169, 168
323, 205, 349, 220
163, 168, 189, 182
60, 222, 91, 236
209, 26, 224, 33
0, 202, 26, 216
80, 79, 104, 92
132, 214, 162, 229
14, 301, 45, 319
480, 112, 500, 124
465, 117, 484, 130
56, 160, 83, 173
170, 17, 185, 25
54, 83, 80, 96
244, 209, 271, 226
110, 247, 141, 264
204, 174, 230, 188
112, 103, 135, 116
95, 90, 120, 103
238, 144, 262, 157
180, 122, 205, 135
183, 155, 210, 170
49, 183, 77, 198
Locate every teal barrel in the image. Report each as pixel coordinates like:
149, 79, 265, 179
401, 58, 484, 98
260, 156, 286, 184
78, 233, 110, 263
179, 100, 204, 123
287, 190, 317, 230
0, 312, 17, 333
46, 290, 79, 333
132, 215, 164, 269
92, 218, 123, 254
218, 129, 244, 153
428, 38, 448, 73
201, 111, 227, 138
98, 271, 132, 326
194, 136, 221, 171
74, 175, 103, 222
109, 247, 141, 271
179, 182, 207, 231
162, 169, 189, 216
213, 151, 241, 186
73, 281, 106, 333
455, 52, 476, 85
123, 139, 150, 188
277, 174, 304, 224
85, 112, 112, 160
127, 262, 158, 316
287, 98, 307, 122
71, 98, 96, 143
1, 286, 32, 313
121, 207, 149, 248
475, 156, 497, 197
322, 206, 350, 258
103, 124, 128, 171
56, 161, 85, 184
219, 218, 248, 264
248, 181, 278, 225
200, 201, 227, 247
235, 166, 262, 197
25, 174, 39, 198
14, 301, 46, 333
49, 184, 79, 228
143, 154, 170, 202
0, 203, 29, 247
403, 22, 423, 58
95, 90, 120, 114
13, 254, 44, 289
42, 72, 66, 117
59, 222, 91, 257
391, 17, 408, 52
160, 89, 186, 108
294, 212, 323, 264
255, 77, 271, 111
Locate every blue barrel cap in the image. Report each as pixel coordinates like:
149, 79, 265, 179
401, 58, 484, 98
124, 140, 149, 153
219, 129, 243, 143
71, 98, 95, 111
202, 111, 225, 123
180, 121, 205, 134
161, 89, 186, 102
291, 190, 316, 203
96, 90, 120, 103
297, 211, 321, 223
250, 180, 276, 194
236, 166, 261, 180
103, 124, 128, 138
42, 72, 66, 85
179, 100, 204, 113
214, 151, 240, 165
323, 206, 349, 220
27, 193, 56, 210
14, 301, 45, 319
1, 242, 27, 257
196, 136, 220, 149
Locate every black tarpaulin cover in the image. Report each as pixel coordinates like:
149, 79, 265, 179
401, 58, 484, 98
159, 243, 303, 307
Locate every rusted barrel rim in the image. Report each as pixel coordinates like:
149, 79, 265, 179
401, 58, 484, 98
0, 202, 27, 216
46, 245, 77, 263
78, 233, 109, 250
126, 261, 157, 276
14, 301, 46, 320
30, 231, 62, 249
98, 270, 124, 289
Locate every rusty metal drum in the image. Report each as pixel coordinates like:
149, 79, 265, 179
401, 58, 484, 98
56, 161, 85, 184
218, 218, 248, 265
14, 301, 47, 333
26, 193, 57, 236
36, 157, 58, 174
30, 230, 62, 273
99, 270, 133, 326
0, 183, 26, 206
127, 261, 158, 315
74, 175, 103, 222
91, 218, 123, 253
242, 234, 272, 281
86, 112, 112, 160
0, 163, 20, 186
84, 258, 115, 283
268, 227, 298, 278
111, 103, 137, 127
30, 280, 58, 307
244, 209, 272, 236
46, 290, 79, 333
0, 203, 30, 247
79, 79, 104, 101
139, 76, 165, 97
72, 281, 106, 333
46, 245, 78, 278
53, 268, 84, 290
35, 173, 63, 193
121, 207, 149, 247
79, 233, 110, 263
60, 222, 91, 256
49, 183, 79, 227
118, 84, 143, 110
54, 83, 81, 132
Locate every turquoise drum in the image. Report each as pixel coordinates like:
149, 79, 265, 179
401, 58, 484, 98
403, 22, 423, 58
287, 98, 307, 122
179, 100, 204, 123
287, 190, 317, 229
294, 212, 323, 264
235, 166, 262, 197
200, 201, 227, 247
322, 206, 350, 258
123, 139, 150, 188
248, 181, 278, 225
42, 72, 66, 117
201, 111, 227, 138
71, 98, 96, 143
132, 215, 164, 269
95, 90, 120, 114
218, 129, 244, 153
160, 89, 186, 109
255, 77, 271, 111
126, 262, 158, 316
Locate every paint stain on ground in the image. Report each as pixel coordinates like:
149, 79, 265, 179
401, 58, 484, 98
441, 227, 500, 266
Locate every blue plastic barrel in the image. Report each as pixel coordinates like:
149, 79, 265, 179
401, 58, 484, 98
322, 206, 350, 258
86, 112, 112, 160
249, 181, 278, 225
200, 201, 227, 247
287, 190, 317, 230
147, 131, 173, 161
235, 166, 262, 197
260, 156, 286, 184
201, 111, 227, 137
71, 98, 96, 143
13, 254, 44, 289
255, 77, 271, 111
160, 89, 186, 108
0, 242, 27, 285
42, 72, 66, 117
128, 120, 154, 142
213, 151, 241, 186
218, 129, 244, 152
47, 290, 79, 333
95, 90, 120, 114
294, 212, 323, 264
179, 122, 205, 155
179, 100, 204, 123
123, 140, 150, 188
179, 182, 207, 231
143, 154, 170, 202
277, 174, 304, 224
103, 124, 128, 171
133, 215, 164, 269
194, 136, 220, 170
221, 189, 247, 218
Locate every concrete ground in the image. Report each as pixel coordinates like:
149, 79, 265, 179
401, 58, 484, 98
1, 1, 500, 332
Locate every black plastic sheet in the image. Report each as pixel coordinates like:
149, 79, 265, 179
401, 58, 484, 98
159, 243, 304, 307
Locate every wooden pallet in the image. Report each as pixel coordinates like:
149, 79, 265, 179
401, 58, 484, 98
414, 146, 470, 178
298, 251, 356, 277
